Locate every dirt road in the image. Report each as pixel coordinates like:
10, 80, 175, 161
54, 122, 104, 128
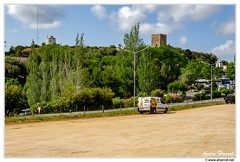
5, 104, 235, 158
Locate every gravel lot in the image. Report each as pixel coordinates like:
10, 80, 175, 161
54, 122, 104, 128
5, 104, 235, 158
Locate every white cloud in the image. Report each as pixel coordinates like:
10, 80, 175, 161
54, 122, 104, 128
168, 5, 221, 23
7, 5, 66, 29
215, 16, 235, 36
109, 6, 148, 31
179, 36, 187, 45
211, 40, 235, 57
90, 5, 221, 35
90, 5, 106, 19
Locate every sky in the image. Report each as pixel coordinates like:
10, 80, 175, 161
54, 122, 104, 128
2, 1, 237, 62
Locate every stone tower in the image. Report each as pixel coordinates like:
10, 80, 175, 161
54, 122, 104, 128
151, 34, 167, 47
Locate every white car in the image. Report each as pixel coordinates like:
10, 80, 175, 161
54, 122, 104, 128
19, 108, 31, 116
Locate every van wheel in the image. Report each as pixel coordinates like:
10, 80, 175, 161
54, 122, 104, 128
140, 111, 143, 114
164, 108, 168, 113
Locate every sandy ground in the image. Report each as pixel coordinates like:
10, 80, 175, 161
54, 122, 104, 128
5, 104, 235, 158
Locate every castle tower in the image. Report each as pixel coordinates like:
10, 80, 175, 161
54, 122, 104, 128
151, 34, 167, 47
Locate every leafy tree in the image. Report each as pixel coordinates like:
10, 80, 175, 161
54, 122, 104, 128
167, 81, 189, 93
226, 62, 235, 80
137, 49, 159, 94
123, 22, 145, 52
150, 89, 165, 98
213, 67, 224, 80
5, 84, 28, 116
179, 71, 195, 86
5, 56, 27, 85
117, 22, 146, 97
25, 48, 41, 107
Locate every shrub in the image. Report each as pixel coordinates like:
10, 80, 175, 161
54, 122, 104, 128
5, 84, 29, 116
112, 97, 124, 108
212, 90, 221, 98
164, 94, 174, 103
32, 87, 115, 114
193, 93, 206, 101
150, 89, 165, 98
137, 92, 148, 97
123, 97, 134, 108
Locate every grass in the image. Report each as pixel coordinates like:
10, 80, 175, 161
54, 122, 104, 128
168, 101, 225, 111
5, 102, 225, 125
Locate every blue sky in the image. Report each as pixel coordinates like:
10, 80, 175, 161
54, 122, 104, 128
3, 2, 237, 62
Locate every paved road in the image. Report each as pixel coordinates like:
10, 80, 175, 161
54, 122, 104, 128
5, 104, 235, 158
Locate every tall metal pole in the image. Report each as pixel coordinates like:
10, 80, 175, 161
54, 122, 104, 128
134, 51, 136, 109
37, 6, 39, 45
211, 64, 213, 102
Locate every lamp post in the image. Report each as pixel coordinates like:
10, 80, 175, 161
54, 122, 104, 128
121, 46, 149, 109
201, 61, 214, 102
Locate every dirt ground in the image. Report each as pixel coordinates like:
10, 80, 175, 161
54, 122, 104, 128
5, 104, 235, 158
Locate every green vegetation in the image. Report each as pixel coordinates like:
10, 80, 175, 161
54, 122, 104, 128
5, 23, 235, 117
168, 102, 225, 111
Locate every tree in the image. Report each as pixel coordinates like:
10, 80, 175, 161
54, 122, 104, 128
5, 56, 27, 85
179, 71, 195, 86
167, 81, 189, 93
5, 84, 28, 116
123, 22, 145, 52
226, 62, 235, 80
137, 49, 159, 94
117, 22, 146, 97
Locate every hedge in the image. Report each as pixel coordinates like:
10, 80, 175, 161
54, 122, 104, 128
31, 88, 115, 114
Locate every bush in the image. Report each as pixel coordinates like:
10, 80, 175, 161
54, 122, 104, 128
137, 92, 148, 97
150, 89, 165, 98
193, 93, 206, 101
112, 97, 124, 108
164, 94, 174, 103
5, 84, 29, 116
212, 90, 221, 98
123, 97, 134, 108
32, 87, 115, 114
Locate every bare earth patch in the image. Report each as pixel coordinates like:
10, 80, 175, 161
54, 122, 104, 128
5, 104, 235, 158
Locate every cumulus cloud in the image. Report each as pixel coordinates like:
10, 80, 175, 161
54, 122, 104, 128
215, 16, 235, 36
90, 5, 106, 19
90, 5, 221, 35
7, 5, 66, 29
179, 36, 188, 45
211, 40, 235, 57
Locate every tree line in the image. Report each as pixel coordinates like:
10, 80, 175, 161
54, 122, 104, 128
5, 23, 235, 116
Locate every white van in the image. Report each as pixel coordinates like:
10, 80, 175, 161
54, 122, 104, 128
137, 97, 168, 114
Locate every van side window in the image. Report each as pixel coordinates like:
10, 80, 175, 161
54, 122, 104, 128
144, 99, 149, 103
161, 98, 165, 104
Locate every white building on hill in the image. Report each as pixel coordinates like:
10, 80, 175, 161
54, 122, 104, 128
46, 35, 56, 45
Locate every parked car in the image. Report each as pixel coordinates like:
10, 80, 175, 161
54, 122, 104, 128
224, 94, 235, 104
205, 90, 210, 94
19, 108, 31, 116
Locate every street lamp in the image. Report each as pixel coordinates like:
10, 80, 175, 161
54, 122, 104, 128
201, 61, 215, 102
121, 45, 149, 109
